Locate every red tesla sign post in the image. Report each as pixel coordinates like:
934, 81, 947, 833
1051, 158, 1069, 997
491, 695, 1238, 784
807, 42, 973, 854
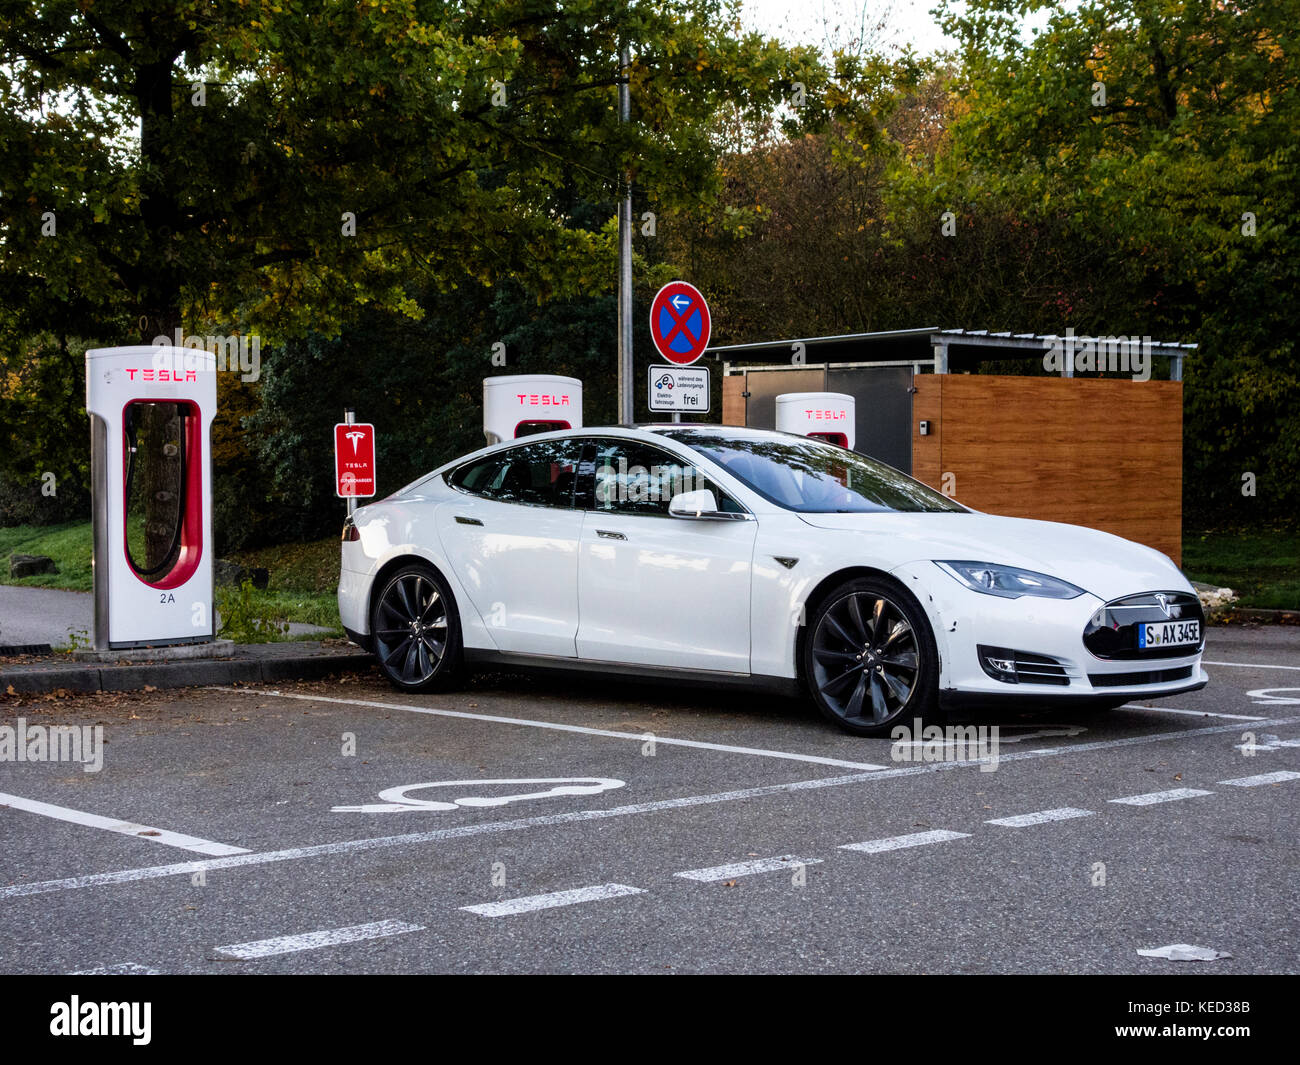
335, 418, 376, 515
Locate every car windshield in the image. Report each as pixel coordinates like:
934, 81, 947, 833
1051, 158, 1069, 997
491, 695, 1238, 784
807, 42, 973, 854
663, 431, 967, 514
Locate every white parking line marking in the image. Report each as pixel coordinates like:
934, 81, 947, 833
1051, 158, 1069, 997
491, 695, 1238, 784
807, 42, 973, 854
208, 687, 887, 771
839, 829, 972, 854
462, 883, 644, 917
1217, 770, 1300, 787
1204, 659, 1300, 671
986, 807, 1094, 827
68, 962, 160, 975
1118, 705, 1266, 721
8, 714, 1300, 900
1109, 788, 1213, 806
674, 855, 822, 881
215, 920, 423, 959
0, 792, 249, 857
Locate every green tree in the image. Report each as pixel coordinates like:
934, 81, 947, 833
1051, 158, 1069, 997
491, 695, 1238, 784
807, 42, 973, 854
929, 0, 1300, 521
0, 0, 829, 538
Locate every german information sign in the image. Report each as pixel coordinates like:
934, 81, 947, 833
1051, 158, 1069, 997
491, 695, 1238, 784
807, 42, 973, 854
648, 366, 710, 413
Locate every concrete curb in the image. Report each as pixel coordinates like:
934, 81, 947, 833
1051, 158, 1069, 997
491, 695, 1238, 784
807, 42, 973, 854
2, 648, 373, 694
1219, 608, 1300, 625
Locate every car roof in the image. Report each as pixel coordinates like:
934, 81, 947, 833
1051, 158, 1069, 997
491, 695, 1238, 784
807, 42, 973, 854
414, 423, 812, 483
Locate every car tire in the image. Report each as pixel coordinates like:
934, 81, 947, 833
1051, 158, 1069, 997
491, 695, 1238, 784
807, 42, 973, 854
369, 563, 464, 693
803, 576, 940, 736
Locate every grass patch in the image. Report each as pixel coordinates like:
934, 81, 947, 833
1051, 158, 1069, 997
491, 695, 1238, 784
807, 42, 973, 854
1183, 527, 1300, 610
0, 521, 342, 633
0, 521, 95, 591
228, 535, 342, 632
230, 535, 341, 595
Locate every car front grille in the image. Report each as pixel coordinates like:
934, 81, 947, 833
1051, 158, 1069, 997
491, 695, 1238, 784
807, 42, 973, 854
1083, 592, 1205, 660
1088, 665, 1195, 688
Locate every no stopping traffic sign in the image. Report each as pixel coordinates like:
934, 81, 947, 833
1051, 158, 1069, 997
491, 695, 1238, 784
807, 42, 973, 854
649, 282, 711, 366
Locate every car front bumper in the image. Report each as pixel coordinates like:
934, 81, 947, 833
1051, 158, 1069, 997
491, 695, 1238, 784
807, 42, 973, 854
890, 560, 1208, 706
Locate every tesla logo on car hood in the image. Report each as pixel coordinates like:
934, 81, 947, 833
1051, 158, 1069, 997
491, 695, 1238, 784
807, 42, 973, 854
1154, 593, 1172, 617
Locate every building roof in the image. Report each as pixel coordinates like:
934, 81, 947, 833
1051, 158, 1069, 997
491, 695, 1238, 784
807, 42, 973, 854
705, 327, 1197, 371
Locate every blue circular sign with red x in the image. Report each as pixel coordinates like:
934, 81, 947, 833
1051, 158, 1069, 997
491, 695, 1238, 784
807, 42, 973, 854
649, 281, 711, 366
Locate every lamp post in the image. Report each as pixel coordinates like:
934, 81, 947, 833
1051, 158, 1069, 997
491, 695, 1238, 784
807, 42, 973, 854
616, 43, 634, 425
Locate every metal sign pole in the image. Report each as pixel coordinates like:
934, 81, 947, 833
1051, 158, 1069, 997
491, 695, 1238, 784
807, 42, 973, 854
617, 43, 634, 425
343, 408, 356, 518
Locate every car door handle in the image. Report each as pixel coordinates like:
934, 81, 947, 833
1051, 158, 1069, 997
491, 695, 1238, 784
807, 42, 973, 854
595, 529, 626, 540
455, 516, 484, 526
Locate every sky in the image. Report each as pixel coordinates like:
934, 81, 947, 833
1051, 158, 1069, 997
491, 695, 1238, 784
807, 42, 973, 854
739, 0, 957, 57
738, 0, 1056, 58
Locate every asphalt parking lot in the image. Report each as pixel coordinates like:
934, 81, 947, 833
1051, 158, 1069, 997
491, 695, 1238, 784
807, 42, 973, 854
1, 625, 1298, 975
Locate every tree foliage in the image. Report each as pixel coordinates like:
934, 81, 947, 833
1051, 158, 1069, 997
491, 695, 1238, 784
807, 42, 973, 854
0, 0, 829, 535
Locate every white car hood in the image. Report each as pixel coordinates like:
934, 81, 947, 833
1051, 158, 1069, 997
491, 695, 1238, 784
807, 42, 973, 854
796, 511, 1188, 603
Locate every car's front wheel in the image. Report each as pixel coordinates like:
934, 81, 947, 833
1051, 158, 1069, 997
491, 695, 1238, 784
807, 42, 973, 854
370, 563, 464, 693
803, 576, 939, 736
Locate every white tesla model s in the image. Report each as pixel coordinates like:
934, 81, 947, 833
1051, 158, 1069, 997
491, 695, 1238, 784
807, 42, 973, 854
338, 425, 1207, 735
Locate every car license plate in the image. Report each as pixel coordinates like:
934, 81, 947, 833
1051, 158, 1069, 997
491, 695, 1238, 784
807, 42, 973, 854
1138, 620, 1200, 650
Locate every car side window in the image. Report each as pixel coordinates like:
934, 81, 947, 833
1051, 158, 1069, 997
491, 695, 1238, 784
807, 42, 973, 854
448, 439, 582, 508
588, 439, 745, 516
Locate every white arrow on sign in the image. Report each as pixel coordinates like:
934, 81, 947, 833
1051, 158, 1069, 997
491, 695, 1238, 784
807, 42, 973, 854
671, 295, 691, 311
331, 777, 626, 814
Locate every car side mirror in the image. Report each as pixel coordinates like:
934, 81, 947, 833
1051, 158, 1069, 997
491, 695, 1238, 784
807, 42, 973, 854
669, 489, 728, 520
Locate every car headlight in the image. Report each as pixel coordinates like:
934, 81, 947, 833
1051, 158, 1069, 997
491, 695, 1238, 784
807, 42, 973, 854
934, 561, 1086, 600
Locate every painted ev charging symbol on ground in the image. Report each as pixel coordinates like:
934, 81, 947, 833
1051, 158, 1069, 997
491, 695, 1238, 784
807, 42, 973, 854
331, 778, 626, 814
1248, 688, 1300, 705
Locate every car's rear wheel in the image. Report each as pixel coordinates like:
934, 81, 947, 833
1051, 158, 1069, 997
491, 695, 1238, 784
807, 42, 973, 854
370, 563, 463, 692
804, 576, 939, 736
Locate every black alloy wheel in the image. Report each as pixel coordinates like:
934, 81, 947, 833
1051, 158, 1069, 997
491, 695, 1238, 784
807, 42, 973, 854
371, 564, 463, 692
804, 577, 939, 735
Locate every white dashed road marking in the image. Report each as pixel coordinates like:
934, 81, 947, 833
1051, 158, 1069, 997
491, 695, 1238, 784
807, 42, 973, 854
673, 856, 822, 882
0, 791, 249, 857
462, 883, 645, 917
9, 714, 1300, 901
986, 807, 1094, 827
1217, 771, 1300, 787
215, 920, 424, 959
68, 962, 160, 975
839, 829, 972, 854
1109, 788, 1213, 806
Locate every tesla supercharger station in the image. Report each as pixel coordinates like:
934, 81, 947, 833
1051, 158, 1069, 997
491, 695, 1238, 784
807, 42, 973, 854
86, 345, 216, 649
482, 374, 583, 444
776, 391, 856, 449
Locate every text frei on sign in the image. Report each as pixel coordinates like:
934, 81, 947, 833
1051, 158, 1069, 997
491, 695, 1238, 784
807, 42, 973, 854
334, 422, 377, 498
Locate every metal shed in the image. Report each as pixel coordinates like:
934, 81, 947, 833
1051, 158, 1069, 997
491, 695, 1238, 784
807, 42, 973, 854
707, 328, 1196, 563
